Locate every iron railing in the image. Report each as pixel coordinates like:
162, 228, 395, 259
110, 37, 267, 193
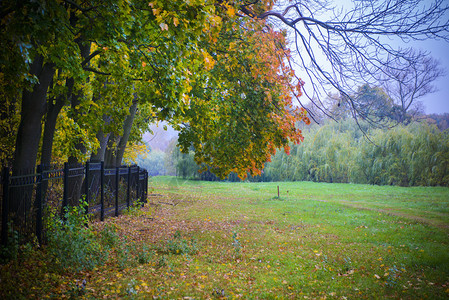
0, 161, 148, 246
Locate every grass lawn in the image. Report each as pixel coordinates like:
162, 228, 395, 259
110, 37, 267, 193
1, 177, 448, 299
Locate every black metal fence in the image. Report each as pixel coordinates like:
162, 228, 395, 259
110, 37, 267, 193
1, 161, 148, 247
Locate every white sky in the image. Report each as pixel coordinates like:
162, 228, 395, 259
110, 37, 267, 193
284, 0, 449, 115
414, 39, 449, 114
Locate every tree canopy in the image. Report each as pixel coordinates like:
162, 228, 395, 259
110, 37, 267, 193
1, 0, 448, 181
1, 0, 308, 180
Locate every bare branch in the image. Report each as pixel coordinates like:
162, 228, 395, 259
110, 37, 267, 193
238, 0, 449, 127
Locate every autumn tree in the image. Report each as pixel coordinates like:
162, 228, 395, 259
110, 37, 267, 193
177, 3, 308, 179
239, 0, 449, 123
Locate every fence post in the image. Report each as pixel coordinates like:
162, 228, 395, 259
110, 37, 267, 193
62, 162, 69, 215
35, 165, 43, 245
136, 166, 141, 206
85, 161, 90, 215
139, 169, 146, 205
126, 166, 131, 208
145, 170, 148, 203
115, 167, 119, 217
100, 161, 104, 221
143, 170, 148, 203
1, 167, 10, 246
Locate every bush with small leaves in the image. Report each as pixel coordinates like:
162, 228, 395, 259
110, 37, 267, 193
0, 222, 19, 264
46, 201, 109, 272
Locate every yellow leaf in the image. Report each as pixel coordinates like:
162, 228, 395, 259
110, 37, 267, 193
159, 23, 168, 31
173, 17, 179, 27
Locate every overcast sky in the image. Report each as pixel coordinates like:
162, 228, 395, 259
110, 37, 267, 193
415, 39, 449, 114
285, 0, 449, 115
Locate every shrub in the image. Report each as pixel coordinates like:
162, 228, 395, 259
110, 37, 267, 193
0, 222, 19, 264
46, 201, 109, 272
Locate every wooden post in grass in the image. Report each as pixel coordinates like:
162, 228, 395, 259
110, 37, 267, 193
277, 186, 280, 198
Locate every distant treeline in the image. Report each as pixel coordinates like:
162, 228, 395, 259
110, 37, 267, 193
160, 119, 448, 187
263, 120, 449, 186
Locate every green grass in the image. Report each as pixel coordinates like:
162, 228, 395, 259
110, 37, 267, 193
1, 177, 448, 299
148, 177, 449, 298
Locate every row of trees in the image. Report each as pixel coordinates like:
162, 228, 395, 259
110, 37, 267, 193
1, 0, 311, 179
2, 0, 449, 217
166, 119, 449, 187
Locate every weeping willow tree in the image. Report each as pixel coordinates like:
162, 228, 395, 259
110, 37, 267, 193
265, 120, 449, 187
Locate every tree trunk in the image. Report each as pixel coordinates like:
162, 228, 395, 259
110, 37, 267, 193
90, 114, 112, 162
104, 133, 117, 168
41, 98, 65, 167
39, 94, 64, 203
65, 88, 88, 206
40, 78, 73, 202
41, 77, 73, 167
90, 129, 111, 162
66, 39, 91, 205
13, 57, 55, 173
115, 99, 138, 166
104, 98, 138, 168
67, 41, 90, 166
11, 56, 55, 213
